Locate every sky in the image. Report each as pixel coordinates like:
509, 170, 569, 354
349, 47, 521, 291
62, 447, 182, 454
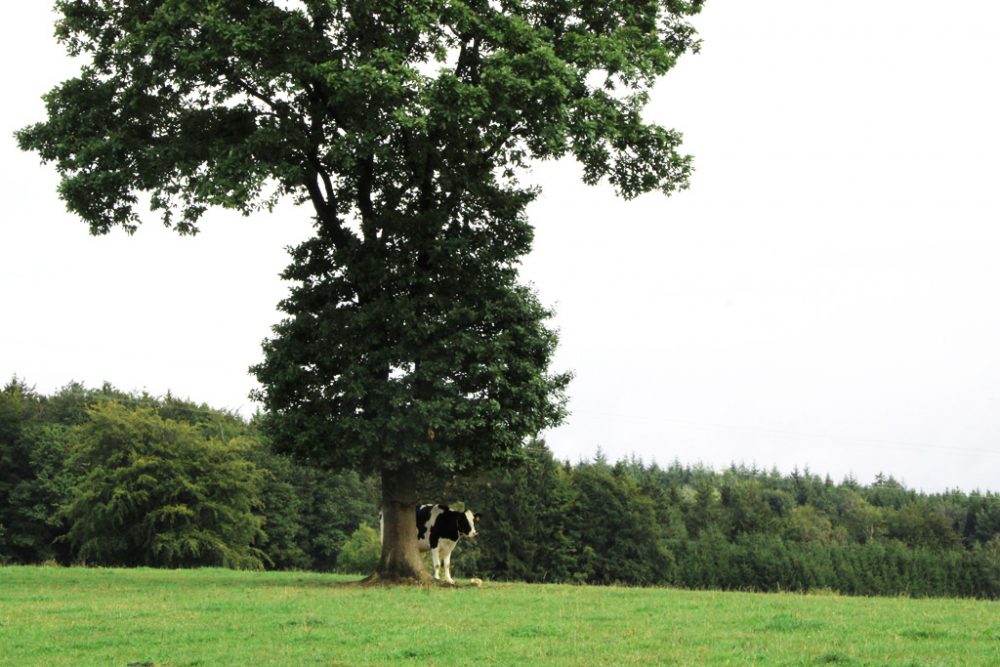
2, 2, 999, 492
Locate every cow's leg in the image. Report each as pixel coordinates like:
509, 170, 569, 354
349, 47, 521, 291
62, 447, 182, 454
431, 547, 441, 580
438, 539, 457, 584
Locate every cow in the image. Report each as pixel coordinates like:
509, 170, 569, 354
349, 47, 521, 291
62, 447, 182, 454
381, 504, 480, 584
417, 504, 480, 584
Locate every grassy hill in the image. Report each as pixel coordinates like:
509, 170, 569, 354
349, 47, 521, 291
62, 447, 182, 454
1, 567, 998, 666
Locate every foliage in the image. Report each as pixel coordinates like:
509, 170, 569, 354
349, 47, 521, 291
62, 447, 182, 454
444, 440, 576, 582
18, 1, 704, 237
0, 381, 382, 570
254, 235, 571, 482
2, 381, 999, 598
238, 0, 707, 486
455, 452, 1000, 597
243, 440, 311, 570
336, 523, 382, 574
18, 1, 707, 578
564, 459, 673, 584
293, 467, 379, 571
15, 0, 705, 553
62, 402, 266, 569
0, 380, 75, 564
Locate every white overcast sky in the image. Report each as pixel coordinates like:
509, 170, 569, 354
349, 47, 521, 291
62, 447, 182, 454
3, 2, 999, 492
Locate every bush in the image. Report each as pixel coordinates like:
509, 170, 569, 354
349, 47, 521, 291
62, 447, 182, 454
336, 523, 381, 574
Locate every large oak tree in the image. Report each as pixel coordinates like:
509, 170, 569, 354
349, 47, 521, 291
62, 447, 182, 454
18, 0, 704, 581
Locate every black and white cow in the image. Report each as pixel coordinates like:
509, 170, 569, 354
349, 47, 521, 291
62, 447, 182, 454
416, 504, 479, 584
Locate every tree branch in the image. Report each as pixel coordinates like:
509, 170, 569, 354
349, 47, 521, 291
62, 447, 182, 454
304, 163, 356, 251
358, 154, 376, 225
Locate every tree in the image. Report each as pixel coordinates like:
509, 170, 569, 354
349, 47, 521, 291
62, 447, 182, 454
0, 381, 74, 564
784, 505, 834, 544
566, 460, 672, 584
291, 466, 379, 571
62, 403, 265, 568
445, 440, 577, 582
244, 440, 312, 570
18, 1, 704, 581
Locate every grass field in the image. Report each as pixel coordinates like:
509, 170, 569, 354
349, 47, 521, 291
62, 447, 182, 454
0, 567, 998, 666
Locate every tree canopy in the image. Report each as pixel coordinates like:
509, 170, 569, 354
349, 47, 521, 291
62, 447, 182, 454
19, 0, 703, 236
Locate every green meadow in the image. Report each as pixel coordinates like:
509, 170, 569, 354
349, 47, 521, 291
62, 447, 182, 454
1, 567, 998, 666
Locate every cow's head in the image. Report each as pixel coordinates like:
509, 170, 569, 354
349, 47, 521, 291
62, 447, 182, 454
460, 510, 480, 540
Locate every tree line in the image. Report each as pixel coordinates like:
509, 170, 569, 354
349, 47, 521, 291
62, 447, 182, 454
2, 380, 998, 598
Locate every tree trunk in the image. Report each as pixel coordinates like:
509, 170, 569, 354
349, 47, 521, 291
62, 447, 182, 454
368, 467, 431, 584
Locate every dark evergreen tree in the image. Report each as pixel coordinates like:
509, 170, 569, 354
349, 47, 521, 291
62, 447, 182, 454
963, 494, 1000, 546
293, 468, 379, 571
446, 441, 576, 583
0, 381, 75, 563
245, 442, 311, 570
565, 459, 672, 585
